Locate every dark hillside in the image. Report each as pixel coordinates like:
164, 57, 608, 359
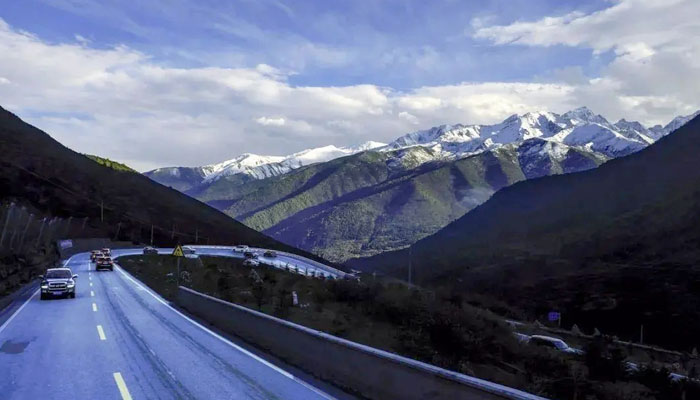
0, 106, 331, 271
353, 115, 700, 349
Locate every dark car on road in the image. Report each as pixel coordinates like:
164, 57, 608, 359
263, 250, 277, 258
96, 256, 114, 271
143, 246, 158, 255
40, 268, 78, 299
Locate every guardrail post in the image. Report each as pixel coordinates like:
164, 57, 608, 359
19, 214, 32, 249
0, 203, 14, 248
36, 218, 46, 248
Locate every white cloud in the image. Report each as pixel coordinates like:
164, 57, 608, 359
256, 116, 286, 126
473, 0, 699, 57
398, 111, 419, 125
471, 0, 700, 125
0, 7, 698, 171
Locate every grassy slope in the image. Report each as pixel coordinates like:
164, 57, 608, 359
84, 154, 137, 173
189, 142, 602, 261
120, 254, 700, 400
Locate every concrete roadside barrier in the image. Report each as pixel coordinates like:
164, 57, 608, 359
176, 286, 547, 400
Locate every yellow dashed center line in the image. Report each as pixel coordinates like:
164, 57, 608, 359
92, 303, 97, 312
96, 325, 106, 341
113, 372, 133, 400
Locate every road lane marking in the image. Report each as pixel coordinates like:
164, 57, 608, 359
0, 289, 39, 335
113, 372, 133, 400
92, 303, 98, 312
0, 253, 81, 336
91, 290, 95, 297
115, 264, 337, 400
97, 325, 106, 340
90, 282, 93, 287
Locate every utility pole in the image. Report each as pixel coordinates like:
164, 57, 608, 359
176, 257, 181, 287
195, 228, 198, 244
408, 246, 412, 285
36, 218, 46, 248
171, 224, 175, 240
100, 201, 104, 222
114, 222, 121, 241
64, 216, 73, 237
82, 217, 88, 231
150, 224, 154, 246
640, 324, 644, 345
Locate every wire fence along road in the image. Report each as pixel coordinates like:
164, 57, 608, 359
0, 202, 71, 257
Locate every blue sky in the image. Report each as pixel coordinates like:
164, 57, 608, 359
2, 0, 610, 88
0, 0, 698, 170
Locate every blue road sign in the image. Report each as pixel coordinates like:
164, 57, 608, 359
548, 312, 560, 322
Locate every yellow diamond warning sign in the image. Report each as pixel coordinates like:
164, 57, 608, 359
172, 245, 185, 257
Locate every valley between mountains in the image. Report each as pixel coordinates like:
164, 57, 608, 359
146, 107, 698, 262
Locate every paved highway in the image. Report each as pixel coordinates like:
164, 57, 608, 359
0, 252, 340, 400
149, 246, 349, 280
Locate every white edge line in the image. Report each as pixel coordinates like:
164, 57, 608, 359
114, 260, 337, 400
0, 254, 80, 335
0, 288, 39, 335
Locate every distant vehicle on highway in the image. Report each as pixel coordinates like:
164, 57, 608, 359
232, 245, 249, 252
40, 268, 78, 299
182, 246, 196, 255
143, 246, 158, 255
263, 250, 277, 258
243, 259, 260, 267
243, 251, 258, 259
528, 335, 583, 355
101, 248, 111, 256
90, 250, 101, 261
96, 256, 114, 271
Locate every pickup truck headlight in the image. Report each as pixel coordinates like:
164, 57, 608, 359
41, 282, 48, 289
66, 281, 75, 288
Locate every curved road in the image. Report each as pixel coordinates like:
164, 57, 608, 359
0, 251, 342, 400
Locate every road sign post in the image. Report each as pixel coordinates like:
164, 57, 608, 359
172, 245, 184, 287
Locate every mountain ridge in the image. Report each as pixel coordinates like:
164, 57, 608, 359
145, 107, 697, 261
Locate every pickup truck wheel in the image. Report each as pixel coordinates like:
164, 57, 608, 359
40, 293, 46, 300
109, 267, 113, 271
71, 293, 76, 299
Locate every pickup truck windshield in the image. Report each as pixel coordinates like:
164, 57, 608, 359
46, 270, 71, 279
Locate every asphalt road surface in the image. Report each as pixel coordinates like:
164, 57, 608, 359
0, 252, 340, 400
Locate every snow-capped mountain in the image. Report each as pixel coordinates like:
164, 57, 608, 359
201, 141, 387, 182
145, 141, 386, 190
382, 107, 678, 162
146, 107, 697, 192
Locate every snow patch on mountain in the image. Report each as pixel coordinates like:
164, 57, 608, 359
200, 141, 386, 182
382, 106, 686, 163
146, 108, 698, 187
